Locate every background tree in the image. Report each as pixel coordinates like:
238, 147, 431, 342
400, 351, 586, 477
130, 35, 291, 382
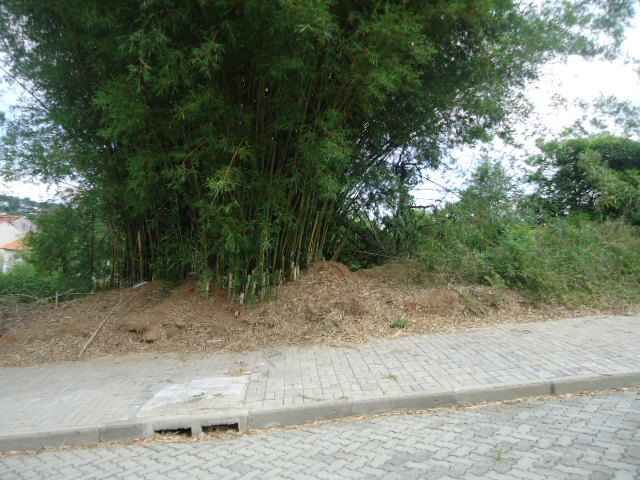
528, 135, 640, 219
27, 192, 110, 289
0, 0, 635, 298
580, 148, 640, 225
416, 159, 640, 304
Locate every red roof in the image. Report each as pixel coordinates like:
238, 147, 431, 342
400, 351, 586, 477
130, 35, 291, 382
0, 214, 20, 225
0, 239, 26, 251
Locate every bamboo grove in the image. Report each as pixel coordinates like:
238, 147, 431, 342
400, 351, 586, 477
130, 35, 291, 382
0, 0, 634, 300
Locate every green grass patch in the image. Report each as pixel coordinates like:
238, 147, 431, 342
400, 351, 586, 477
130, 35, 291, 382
390, 317, 409, 329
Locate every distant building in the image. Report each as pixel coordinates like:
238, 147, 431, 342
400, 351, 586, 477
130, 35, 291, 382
0, 214, 36, 273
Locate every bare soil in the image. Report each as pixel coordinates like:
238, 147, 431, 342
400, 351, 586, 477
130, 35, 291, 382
0, 261, 636, 367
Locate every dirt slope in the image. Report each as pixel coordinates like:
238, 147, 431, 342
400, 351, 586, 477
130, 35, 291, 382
0, 261, 631, 367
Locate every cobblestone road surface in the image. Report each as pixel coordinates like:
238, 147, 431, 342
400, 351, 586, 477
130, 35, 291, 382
2, 389, 639, 479
1, 315, 639, 437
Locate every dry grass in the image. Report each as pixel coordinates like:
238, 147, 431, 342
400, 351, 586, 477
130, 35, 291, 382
0, 260, 636, 367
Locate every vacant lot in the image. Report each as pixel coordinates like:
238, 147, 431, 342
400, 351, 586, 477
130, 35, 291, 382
0, 261, 634, 367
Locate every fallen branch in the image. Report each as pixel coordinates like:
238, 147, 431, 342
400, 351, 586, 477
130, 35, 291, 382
78, 292, 124, 359
0, 293, 41, 302
0, 290, 93, 305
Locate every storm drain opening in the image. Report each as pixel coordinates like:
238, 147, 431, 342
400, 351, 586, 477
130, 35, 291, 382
154, 427, 192, 437
202, 423, 239, 435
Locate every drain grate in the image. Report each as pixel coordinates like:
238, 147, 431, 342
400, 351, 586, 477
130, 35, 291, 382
153, 422, 239, 437
202, 423, 239, 434
154, 427, 192, 437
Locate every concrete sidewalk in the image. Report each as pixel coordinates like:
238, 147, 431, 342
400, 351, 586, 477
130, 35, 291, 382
1, 314, 639, 451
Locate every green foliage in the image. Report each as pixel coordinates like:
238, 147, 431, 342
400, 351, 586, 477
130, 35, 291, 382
419, 160, 525, 280
0, 263, 67, 298
0, 194, 52, 216
592, 96, 640, 138
27, 195, 111, 289
579, 150, 640, 224
487, 218, 640, 303
528, 135, 640, 218
390, 317, 408, 329
418, 160, 640, 304
333, 206, 430, 271
563, 95, 640, 138
0, 1, 635, 297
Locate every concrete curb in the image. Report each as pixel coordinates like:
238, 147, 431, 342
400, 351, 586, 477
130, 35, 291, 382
2, 372, 639, 453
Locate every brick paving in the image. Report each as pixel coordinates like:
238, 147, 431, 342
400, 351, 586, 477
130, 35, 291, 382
0, 314, 639, 437
1, 389, 639, 479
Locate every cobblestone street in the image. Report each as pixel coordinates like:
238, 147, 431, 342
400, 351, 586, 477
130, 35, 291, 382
2, 389, 639, 480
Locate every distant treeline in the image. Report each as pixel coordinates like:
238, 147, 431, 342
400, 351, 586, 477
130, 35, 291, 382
0, 194, 54, 216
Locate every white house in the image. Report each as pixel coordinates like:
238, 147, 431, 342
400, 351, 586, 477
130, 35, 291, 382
0, 214, 36, 273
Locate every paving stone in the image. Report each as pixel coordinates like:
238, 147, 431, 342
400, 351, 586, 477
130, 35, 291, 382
2, 315, 640, 444
2, 390, 640, 479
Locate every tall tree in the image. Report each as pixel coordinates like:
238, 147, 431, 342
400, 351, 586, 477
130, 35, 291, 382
0, 0, 635, 297
529, 135, 640, 219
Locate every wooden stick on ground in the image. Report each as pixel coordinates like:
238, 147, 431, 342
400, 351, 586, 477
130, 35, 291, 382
78, 292, 125, 359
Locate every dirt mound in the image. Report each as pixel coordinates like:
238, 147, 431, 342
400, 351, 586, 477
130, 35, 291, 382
0, 261, 629, 367
305, 260, 355, 281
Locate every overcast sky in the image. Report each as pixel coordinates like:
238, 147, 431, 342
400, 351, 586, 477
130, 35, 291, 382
415, 11, 640, 204
1, 8, 639, 204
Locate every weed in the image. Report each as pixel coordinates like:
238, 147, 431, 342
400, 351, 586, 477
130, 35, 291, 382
390, 317, 408, 329
0, 263, 82, 299
419, 215, 640, 305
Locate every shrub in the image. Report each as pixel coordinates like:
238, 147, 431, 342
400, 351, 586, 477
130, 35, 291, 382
28, 198, 111, 287
419, 216, 640, 304
0, 262, 95, 301
494, 218, 640, 303
418, 160, 525, 285
0, 263, 66, 299
417, 158, 640, 305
